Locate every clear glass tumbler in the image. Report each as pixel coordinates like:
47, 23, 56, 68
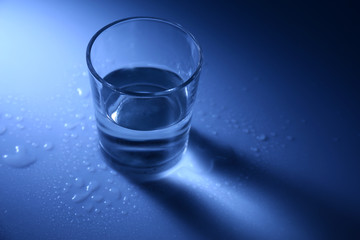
86, 17, 202, 175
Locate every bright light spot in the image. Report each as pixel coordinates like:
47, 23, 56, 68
76, 88, 83, 96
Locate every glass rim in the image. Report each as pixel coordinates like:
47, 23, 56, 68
86, 17, 203, 97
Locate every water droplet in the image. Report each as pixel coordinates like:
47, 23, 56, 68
75, 113, 85, 119
15, 116, 23, 122
97, 163, 106, 170
83, 203, 94, 212
1, 146, 36, 168
64, 122, 78, 130
270, 132, 277, 137
90, 195, 104, 202
242, 128, 249, 134
76, 87, 90, 98
0, 126, 6, 135
71, 181, 100, 203
256, 134, 267, 141
82, 160, 90, 166
43, 142, 54, 151
108, 187, 120, 199
250, 147, 259, 152
74, 177, 84, 187
70, 133, 78, 139
87, 166, 95, 172
16, 123, 25, 129
286, 136, 294, 141
45, 124, 52, 130
4, 113, 12, 119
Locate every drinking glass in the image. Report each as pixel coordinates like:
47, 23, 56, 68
86, 17, 202, 175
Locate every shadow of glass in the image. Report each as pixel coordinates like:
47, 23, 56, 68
187, 128, 360, 240
101, 128, 360, 240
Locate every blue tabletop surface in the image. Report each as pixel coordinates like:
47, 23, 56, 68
1, 0, 359, 239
